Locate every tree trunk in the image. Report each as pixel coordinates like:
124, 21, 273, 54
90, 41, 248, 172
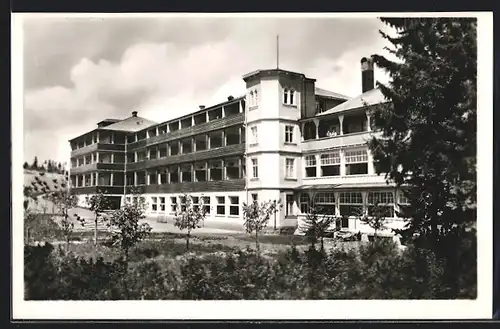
94, 215, 98, 246
255, 230, 259, 254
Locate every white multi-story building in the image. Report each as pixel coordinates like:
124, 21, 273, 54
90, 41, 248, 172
69, 57, 408, 236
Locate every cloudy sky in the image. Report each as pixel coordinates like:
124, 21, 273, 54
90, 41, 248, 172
22, 14, 393, 165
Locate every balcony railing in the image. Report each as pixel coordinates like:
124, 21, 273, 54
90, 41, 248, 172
301, 131, 382, 153
126, 143, 245, 171
126, 179, 245, 194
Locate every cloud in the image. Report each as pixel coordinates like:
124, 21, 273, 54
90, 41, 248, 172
22, 16, 392, 163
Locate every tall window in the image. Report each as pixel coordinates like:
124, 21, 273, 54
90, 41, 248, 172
179, 195, 187, 212
216, 196, 225, 215
314, 192, 336, 215
283, 88, 296, 105
151, 197, 158, 212
367, 191, 394, 218
169, 165, 179, 183
320, 152, 341, 176
192, 196, 199, 212
300, 193, 310, 214
229, 196, 239, 216
202, 196, 211, 214
251, 158, 258, 178
209, 160, 223, 181
285, 195, 294, 217
339, 192, 363, 217
250, 126, 258, 145
345, 149, 368, 175
398, 191, 410, 205
170, 196, 177, 213
159, 197, 165, 212
305, 155, 317, 177
285, 125, 294, 143
285, 158, 295, 179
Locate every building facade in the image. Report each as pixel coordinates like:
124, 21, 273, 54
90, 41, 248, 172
69, 58, 408, 236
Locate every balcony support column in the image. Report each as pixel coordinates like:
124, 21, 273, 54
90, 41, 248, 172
366, 110, 372, 132
313, 119, 319, 139
110, 173, 114, 186
339, 115, 344, 135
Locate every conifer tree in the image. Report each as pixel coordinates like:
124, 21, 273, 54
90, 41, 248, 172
369, 18, 477, 249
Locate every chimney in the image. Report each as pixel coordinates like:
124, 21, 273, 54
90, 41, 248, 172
199, 105, 205, 110
131, 111, 138, 117
227, 95, 234, 101
361, 57, 375, 93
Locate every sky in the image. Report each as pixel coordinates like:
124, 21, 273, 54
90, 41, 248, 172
22, 14, 393, 165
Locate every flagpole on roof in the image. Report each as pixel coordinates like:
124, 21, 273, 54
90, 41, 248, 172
276, 34, 280, 69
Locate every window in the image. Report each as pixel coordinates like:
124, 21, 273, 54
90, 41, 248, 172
170, 196, 177, 213
151, 197, 158, 212
250, 126, 258, 145
159, 144, 167, 158
229, 196, 239, 216
208, 131, 223, 149
368, 191, 394, 218
225, 158, 240, 180
285, 125, 294, 143
345, 149, 368, 175
398, 191, 410, 205
169, 165, 179, 183
148, 171, 157, 185
249, 91, 254, 107
251, 158, 258, 178
170, 142, 179, 156
339, 192, 363, 217
285, 195, 294, 217
300, 193, 310, 214
159, 197, 165, 212
159, 168, 167, 184
209, 160, 223, 181
314, 192, 336, 215
283, 88, 296, 105
320, 152, 341, 176
305, 155, 317, 177
202, 196, 211, 214
216, 196, 225, 215
249, 89, 258, 108
194, 162, 207, 182
192, 196, 199, 212
179, 195, 187, 212
180, 164, 192, 183
285, 158, 295, 179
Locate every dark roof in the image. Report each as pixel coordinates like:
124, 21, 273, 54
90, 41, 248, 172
104, 115, 157, 132
314, 87, 351, 101
242, 68, 316, 82
316, 87, 387, 117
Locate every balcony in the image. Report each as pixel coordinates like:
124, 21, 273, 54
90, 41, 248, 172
70, 185, 124, 195
126, 143, 245, 171
70, 142, 125, 157
301, 131, 381, 153
127, 112, 244, 150
127, 179, 245, 194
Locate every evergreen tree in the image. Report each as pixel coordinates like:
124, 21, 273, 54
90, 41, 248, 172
23, 162, 29, 169
32, 156, 39, 170
369, 18, 477, 250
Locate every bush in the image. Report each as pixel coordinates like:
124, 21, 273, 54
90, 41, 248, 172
24, 231, 477, 300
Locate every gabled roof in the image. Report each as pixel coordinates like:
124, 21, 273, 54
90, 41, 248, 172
104, 115, 157, 132
316, 87, 387, 117
314, 87, 351, 101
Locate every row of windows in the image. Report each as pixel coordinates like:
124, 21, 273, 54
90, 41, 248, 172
144, 195, 241, 216
304, 149, 370, 177
299, 191, 408, 218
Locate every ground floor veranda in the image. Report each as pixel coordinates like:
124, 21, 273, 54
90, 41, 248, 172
73, 184, 409, 236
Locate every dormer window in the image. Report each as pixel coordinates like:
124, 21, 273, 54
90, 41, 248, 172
283, 87, 296, 106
